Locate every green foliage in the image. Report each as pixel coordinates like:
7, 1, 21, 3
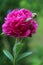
3, 50, 13, 62
13, 42, 24, 55
2, 42, 32, 65
17, 52, 32, 61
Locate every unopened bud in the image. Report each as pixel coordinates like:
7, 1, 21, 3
32, 13, 37, 19
25, 13, 37, 22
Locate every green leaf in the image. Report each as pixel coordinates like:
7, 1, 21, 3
17, 52, 32, 61
13, 42, 24, 55
0, 32, 4, 35
3, 50, 13, 62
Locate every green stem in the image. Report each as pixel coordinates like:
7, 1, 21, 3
13, 38, 22, 65
13, 38, 17, 65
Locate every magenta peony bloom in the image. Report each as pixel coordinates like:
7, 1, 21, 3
2, 8, 38, 38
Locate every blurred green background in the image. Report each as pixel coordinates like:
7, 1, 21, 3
0, 0, 43, 65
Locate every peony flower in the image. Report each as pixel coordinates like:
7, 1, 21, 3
2, 8, 38, 38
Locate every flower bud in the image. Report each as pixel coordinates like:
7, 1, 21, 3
32, 13, 37, 19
